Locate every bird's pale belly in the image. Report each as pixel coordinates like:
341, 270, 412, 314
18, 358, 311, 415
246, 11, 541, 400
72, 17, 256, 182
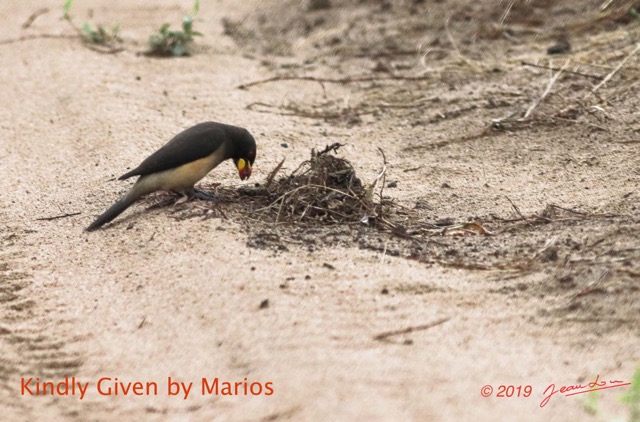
134, 150, 225, 194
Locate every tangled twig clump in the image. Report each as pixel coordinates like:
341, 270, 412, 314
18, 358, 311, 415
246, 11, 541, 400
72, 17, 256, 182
237, 143, 389, 226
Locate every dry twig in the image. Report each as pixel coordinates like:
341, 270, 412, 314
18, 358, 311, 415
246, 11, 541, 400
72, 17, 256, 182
36, 212, 81, 221
521, 61, 603, 81
523, 59, 569, 120
265, 158, 285, 189
588, 43, 640, 97
374, 317, 451, 342
238, 74, 431, 90
22, 8, 49, 29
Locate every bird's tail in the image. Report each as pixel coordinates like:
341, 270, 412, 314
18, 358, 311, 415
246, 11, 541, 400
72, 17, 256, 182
86, 189, 139, 231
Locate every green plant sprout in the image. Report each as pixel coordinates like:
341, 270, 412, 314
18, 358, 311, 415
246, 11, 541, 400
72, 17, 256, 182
148, 0, 202, 57
62, 0, 73, 18
583, 390, 600, 416
62, 0, 121, 47
80, 21, 121, 45
581, 367, 640, 422
620, 367, 640, 422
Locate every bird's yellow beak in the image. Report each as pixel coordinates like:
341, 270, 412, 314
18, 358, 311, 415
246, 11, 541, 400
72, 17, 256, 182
237, 158, 252, 181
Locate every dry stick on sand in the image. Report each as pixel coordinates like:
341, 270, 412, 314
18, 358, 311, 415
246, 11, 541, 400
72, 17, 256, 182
317, 142, 345, 156
521, 61, 603, 81
246, 102, 375, 120
237, 74, 431, 90
373, 317, 451, 342
522, 59, 570, 120
377, 147, 388, 203
0, 33, 77, 45
36, 212, 81, 221
366, 148, 388, 202
548, 204, 588, 216
22, 7, 49, 29
0, 30, 122, 55
587, 43, 640, 97
265, 158, 286, 189
505, 196, 527, 222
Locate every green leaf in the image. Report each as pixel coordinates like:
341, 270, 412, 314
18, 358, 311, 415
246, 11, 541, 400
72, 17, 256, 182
582, 391, 599, 416
620, 366, 640, 421
190, 0, 200, 18
183, 16, 193, 33
149, 34, 163, 48
165, 30, 181, 39
149, 9, 200, 57
172, 43, 187, 56
63, 0, 74, 17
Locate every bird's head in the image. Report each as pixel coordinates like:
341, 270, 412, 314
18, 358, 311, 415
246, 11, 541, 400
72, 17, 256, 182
231, 129, 257, 181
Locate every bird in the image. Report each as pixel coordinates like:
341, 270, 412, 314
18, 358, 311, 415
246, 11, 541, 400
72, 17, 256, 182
86, 122, 256, 231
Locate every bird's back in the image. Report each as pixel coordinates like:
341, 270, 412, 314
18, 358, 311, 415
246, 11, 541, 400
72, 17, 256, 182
119, 122, 229, 180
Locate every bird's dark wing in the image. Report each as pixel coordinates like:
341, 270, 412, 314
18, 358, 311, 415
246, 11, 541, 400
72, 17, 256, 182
119, 122, 227, 180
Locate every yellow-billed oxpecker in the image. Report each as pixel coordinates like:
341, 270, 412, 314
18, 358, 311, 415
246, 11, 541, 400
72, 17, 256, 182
86, 122, 256, 231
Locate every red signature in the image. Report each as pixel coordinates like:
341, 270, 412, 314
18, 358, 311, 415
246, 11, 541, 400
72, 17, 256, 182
540, 374, 631, 408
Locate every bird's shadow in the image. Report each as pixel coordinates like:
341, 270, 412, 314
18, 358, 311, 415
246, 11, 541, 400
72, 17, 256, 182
102, 191, 224, 230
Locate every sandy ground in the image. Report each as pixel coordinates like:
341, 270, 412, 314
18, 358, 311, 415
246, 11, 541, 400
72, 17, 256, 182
1, 0, 639, 421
